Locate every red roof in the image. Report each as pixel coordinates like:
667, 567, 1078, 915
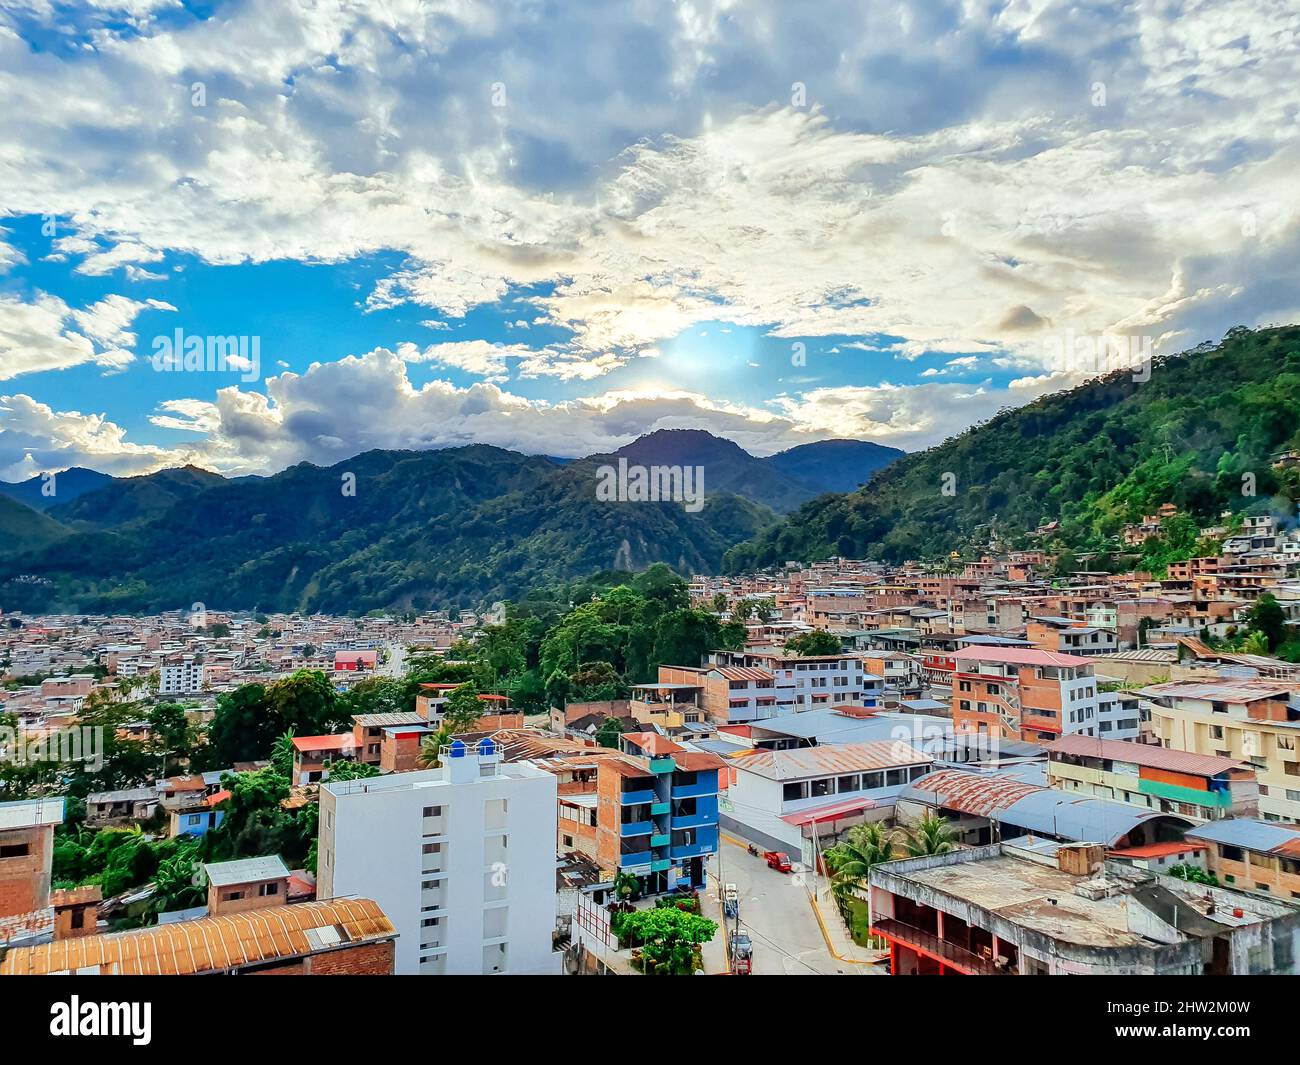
205, 790, 231, 808
953, 646, 1093, 667
781, 797, 877, 826
477, 693, 509, 703
291, 734, 356, 753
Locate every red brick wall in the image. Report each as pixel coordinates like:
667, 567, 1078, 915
304, 941, 395, 975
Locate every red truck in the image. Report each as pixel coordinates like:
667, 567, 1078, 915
763, 850, 792, 873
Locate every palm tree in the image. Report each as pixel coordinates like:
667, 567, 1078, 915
270, 728, 296, 778
903, 812, 958, 857
418, 725, 455, 769
823, 822, 896, 907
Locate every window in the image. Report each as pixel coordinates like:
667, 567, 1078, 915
259, 881, 279, 896
783, 781, 807, 802
0, 843, 31, 858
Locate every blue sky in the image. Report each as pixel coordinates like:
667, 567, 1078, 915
1, 1, 1298, 477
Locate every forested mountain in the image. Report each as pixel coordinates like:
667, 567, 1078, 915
0, 494, 67, 556
726, 325, 1300, 571
604, 428, 903, 512
0, 445, 775, 614
0, 466, 112, 511
765, 438, 905, 495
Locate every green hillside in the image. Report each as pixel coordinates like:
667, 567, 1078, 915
725, 325, 1300, 571
0, 495, 68, 556
0, 445, 776, 614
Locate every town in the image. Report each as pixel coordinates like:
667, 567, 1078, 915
4, 512, 1300, 978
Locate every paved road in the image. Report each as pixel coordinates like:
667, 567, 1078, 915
380, 642, 405, 677
708, 835, 873, 976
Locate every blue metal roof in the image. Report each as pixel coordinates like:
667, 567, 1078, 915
1184, 818, 1300, 854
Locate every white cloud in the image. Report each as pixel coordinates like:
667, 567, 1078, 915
0, 291, 173, 380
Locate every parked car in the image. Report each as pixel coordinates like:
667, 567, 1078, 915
723, 883, 738, 920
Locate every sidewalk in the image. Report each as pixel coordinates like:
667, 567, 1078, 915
808, 882, 888, 968
699, 860, 730, 974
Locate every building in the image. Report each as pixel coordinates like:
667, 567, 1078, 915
1139, 679, 1300, 823
724, 740, 931, 863
203, 855, 291, 916
1044, 734, 1258, 821
869, 840, 1300, 975
159, 656, 204, 695
1093, 690, 1144, 740
1184, 819, 1300, 899
898, 767, 1196, 854
1027, 617, 1118, 656
674, 649, 883, 724
291, 733, 359, 784
318, 738, 561, 975
0, 898, 397, 975
0, 797, 63, 919
952, 646, 1099, 744
595, 733, 723, 895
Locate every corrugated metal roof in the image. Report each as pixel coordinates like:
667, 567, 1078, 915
733, 741, 930, 781
712, 666, 775, 682
901, 768, 1041, 816
1046, 735, 1247, 778
1139, 680, 1291, 702
0, 898, 395, 976
204, 855, 290, 888
1184, 818, 1300, 855
0, 797, 64, 831
952, 646, 1093, 667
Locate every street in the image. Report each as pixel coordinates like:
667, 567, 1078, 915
708, 835, 881, 976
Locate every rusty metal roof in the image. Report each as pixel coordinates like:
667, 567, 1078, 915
1046, 735, 1248, 778
732, 740, 930, 781
901, 767, 1042, 816
0, 898, 395, 976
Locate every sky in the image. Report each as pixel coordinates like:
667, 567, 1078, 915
1, 0, 1298, 479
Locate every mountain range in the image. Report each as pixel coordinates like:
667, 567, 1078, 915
6, 323, 1293, 615
0, 433, 901, 613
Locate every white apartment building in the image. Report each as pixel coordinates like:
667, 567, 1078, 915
1094, 691, 1144, 741
159, 656, 204, 694
317, 740, 562, 975
709, 650, 882, 717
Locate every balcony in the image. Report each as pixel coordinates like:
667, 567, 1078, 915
671, 779, 717, 800
650, 801, 671, 816
650, 833, 671, 848
872, 918, 1008, 976
650, 858, 672, 873
620, 819, 654, 837
670, 841, 716, 860
619, 850, 653, 870
671, 810, 714, 830
649, 757, 677, 774
621, 788, 656, 805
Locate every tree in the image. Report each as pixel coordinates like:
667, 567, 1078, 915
902, 813, 958, 857
440, 683, 483, 732
323, 760, 379, 782
270, 729, 297, 777
148, 702, 191, 771
206, 683, 272, 766
823, 822, 896, 910
418, 724, 455, 769
616, 906, 717, 975
595, 716, 624, 749
711, 592, 728, 612
785, 629, 842, 656
569, 661, 627, 702
1246, 593, 1286, 651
